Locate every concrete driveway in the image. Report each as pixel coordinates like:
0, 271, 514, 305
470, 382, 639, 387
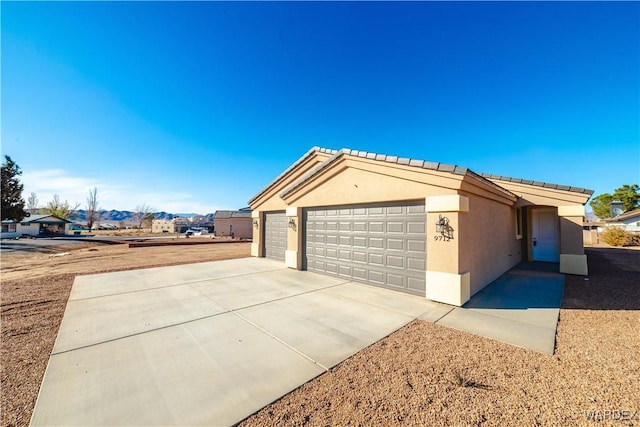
31, 258, 451, 426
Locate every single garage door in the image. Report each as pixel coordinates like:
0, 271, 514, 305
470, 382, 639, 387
264, 212, 287, 260
305, 202, 426, 295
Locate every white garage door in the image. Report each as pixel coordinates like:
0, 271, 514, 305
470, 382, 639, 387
305, 202, 426, 295
263, 212, 287, 260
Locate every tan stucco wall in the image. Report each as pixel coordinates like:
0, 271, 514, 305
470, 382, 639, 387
215, 218, 252, 239
559, 216, 584, 255
285, 207, 302, 268
459, 194, 522, 296
282, 163, 455, 208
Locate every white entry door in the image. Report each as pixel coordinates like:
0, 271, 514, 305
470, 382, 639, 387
532, 208, 559, 262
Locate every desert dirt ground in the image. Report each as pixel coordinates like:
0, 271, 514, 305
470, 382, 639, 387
1, 244, 639, 427
0, 240, 250, 427
240, 247, 640, 427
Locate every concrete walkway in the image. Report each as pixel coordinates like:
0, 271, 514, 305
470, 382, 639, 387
436, 262, 564, 355
31, 259, 563, 426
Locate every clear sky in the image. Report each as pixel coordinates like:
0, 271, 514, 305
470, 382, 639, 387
2, 1, 638, 214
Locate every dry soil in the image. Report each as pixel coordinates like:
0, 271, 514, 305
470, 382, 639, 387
1, 240, 250, 427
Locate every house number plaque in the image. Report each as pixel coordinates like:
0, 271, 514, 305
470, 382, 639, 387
435, 214, 454, 241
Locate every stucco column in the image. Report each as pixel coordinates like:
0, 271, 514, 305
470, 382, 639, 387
558, 205, 588, 275
425, 195, 470, 306
251, 210, 262, 257
285, 206, 302, 269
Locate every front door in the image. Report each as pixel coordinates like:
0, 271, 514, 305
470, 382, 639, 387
532, 208, 559, 262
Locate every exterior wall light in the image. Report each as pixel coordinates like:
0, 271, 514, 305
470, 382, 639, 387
288, 218, 296, 230
253, 219, 259, 229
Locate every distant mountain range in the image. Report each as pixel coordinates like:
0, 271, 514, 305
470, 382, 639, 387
68, 210, 214, 223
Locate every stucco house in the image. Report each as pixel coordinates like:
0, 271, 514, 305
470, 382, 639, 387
213, 210, 252, 239
1, 214, 72, 238
248, 147, 592, 307
151, 219, 175, 233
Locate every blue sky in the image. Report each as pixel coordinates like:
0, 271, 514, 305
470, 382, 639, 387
2, 1, 638, 214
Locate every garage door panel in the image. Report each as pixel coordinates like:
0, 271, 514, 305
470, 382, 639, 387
369, 253, 384, 265
353, 268, 367, 280
408, 277, 426, 292
326, 262, 338, 274
338, 265, 352, 277
353, 222, 367, 232
387, 206, 404, 215
387, 255, 404, 268
407, 221, 426, 233
387, 222, 404, 233
353, 236, 367, 247
353, 251, 367, 263
388, 274, 404, 287
387, 238, 404, 250
369, 237, 385, 249
369, 222, 385, 233
407, 204, 425, 214
407, 257, 426, 271
338, 236, 351, 246
305, 202, 426, 295
407, 239, 426, 252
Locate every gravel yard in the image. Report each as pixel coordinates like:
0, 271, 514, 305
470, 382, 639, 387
1, 244, 638, 427
241, 247, 640, 427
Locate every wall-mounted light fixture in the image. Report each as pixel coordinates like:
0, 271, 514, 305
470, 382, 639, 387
253, 219, 259, 229
288, 218, 296, 230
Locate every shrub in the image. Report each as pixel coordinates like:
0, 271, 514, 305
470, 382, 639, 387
600, 226, 634, 246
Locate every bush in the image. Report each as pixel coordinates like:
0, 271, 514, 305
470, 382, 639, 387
600, 226, 636, 246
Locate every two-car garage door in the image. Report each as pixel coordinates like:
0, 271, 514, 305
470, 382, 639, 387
304, 202, 426, 295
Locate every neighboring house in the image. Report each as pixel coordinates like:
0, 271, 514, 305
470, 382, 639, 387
602, 208, 640, 232
152, 219, 175, 233
213, 210, 252, 239
248, 147, 592, 307
1, 220, 18, 239
1, 214, 72, 238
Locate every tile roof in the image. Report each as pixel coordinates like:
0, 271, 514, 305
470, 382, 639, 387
250, 146, 594, 205
214, 210, 252, 219
478, 173, 594, 195
279, 147, 517, 199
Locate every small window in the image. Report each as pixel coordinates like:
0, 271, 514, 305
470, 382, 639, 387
515, 207, 523, 240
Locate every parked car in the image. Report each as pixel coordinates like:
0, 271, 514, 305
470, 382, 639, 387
185, 229, 202, 237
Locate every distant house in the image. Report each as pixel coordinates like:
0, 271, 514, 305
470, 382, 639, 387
602, 208, 640, 232
152, 219, 175, 233
213, 210, 252, 239
1, 214, 72, 238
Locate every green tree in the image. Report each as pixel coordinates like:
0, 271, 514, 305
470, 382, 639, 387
589, 193, 614, 219
589, 184, 640, 219
1, 155, 28, 221
45, 194, 80, 220
612, 184, 640, 212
